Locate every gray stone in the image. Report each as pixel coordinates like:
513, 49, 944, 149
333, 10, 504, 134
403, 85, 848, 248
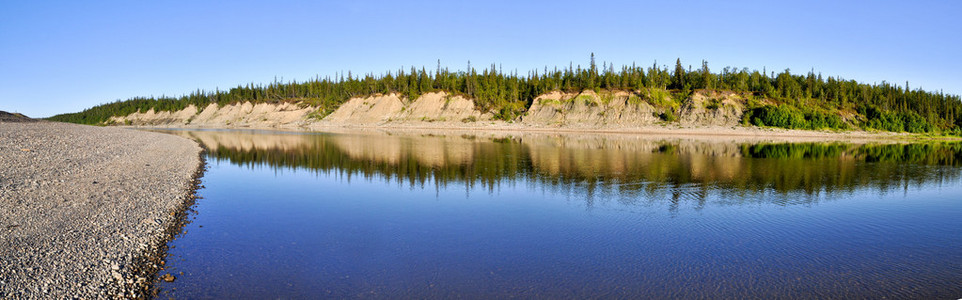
0, 122, 202, 299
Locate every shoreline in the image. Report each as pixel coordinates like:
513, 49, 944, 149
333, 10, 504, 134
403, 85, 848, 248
122, 121, 961, 144
139, 152, 206, 299
0, 122, 204, 298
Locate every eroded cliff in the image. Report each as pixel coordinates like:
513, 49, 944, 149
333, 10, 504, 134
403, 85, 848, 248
107, 90, 750, 130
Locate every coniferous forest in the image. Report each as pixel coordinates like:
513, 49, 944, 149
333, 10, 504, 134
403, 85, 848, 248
49, 56, 962, 134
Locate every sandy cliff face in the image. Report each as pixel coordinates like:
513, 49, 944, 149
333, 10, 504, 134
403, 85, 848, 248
395, 92, 492, 123
522, 90, 745, 129
109, 102, 314, 129
109, 105, 199, 126
108, 90, 748, 130
678, 91, 745, 127
317, 92, 494, 126
321, 94, 406, 125
522, 91, 662, 128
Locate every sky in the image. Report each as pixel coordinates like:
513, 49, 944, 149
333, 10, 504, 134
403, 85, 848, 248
1, 0, 960, 118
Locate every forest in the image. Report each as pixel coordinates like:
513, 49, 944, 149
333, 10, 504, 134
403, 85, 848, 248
49, 55, 962, 134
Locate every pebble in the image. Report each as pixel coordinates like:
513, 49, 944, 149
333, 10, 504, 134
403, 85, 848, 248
0, 122, 202, 299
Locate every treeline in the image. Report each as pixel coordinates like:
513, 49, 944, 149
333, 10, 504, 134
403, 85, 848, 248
49, 55, 962, 133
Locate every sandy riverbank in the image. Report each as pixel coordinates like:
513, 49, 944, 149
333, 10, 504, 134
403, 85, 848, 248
132, 121, 935, 144
0, 122, 202, 299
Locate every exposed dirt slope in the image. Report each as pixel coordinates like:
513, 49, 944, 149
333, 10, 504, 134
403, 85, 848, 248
317, 92, 495, 126
394, 92, 493, 123
522, 90, 662, 128
320, 94, 406, 125
678, 90, 745, 127
522, 90, 745, 129
109, 102, 314, 129
106, 90, 759, 132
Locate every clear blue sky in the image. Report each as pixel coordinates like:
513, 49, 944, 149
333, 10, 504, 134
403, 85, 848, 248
1, 0, 959, 118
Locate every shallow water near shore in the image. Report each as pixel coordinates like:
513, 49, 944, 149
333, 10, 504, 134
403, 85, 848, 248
151, 129, 962, 299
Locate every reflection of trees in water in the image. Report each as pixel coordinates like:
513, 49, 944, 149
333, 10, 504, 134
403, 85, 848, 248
182, 130, 962, 208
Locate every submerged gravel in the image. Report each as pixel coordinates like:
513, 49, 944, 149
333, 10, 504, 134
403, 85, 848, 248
0, 122, 202, 299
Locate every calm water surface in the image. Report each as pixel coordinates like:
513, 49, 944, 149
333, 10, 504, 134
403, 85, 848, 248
152, 129, 962, 299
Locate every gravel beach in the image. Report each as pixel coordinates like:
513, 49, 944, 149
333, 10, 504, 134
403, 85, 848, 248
0, 121, 202, 299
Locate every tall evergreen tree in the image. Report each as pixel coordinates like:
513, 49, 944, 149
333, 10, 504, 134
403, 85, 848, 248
673, 58, 685, 90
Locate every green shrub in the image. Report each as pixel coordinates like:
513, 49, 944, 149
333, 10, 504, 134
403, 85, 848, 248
705, 98, 721, 110
859, 104, 933, 133
660, 110, 677, 122
746, 104, 845, 130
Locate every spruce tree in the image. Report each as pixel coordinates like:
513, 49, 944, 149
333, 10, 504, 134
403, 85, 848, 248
673, 58, 685, 90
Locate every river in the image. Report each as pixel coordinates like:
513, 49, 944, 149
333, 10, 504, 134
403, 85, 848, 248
150, 129, 962, 299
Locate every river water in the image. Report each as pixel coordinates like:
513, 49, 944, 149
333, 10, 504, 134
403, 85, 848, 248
151, 129, 962, 299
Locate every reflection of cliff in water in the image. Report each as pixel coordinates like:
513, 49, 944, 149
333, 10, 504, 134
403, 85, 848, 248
164, 129, 962, 207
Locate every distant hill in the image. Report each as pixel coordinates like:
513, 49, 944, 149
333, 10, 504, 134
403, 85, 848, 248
0, 111, 36, 122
